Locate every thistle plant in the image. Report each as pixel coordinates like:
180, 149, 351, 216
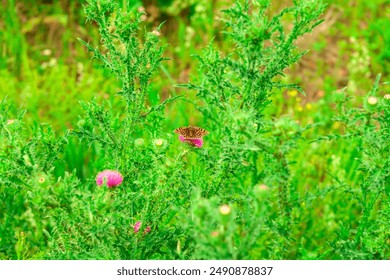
178, 0, 326, 258
0, 98, 68, 259
323, 75, 389, 259
36, 0, 211, 260
0, 99, 67, 187
180, 0, 325, 193
76, 0, 174, 169
3, 0, 387, 261
79, 0, 166, 115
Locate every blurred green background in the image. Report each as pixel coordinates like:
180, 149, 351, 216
1, 0, 389, 180
1, 0, 388, 122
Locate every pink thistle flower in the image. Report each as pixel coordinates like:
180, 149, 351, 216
133, 221, 142, 233
179, 135, 204, 148
143, 226, 151, 234
95, 170, 123, 188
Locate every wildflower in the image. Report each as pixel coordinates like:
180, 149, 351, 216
42, 49, 52, 56
95, 170, 123, 188
179, 135, 204, 148
134, 138, 145, 147
133, 221, 141, 233
152, 30, 160, 36
257, 184, 269, 191
38, 176, 46, 184
296, 105, 303, 112
306, 103, 312, 110
211, 231, 219, 237
6, 119, 15, 125
332, 122, 341, 130
288, 90, 298, 97
140, 14, 147, 21
143, 226, 151, 234
367, 96, 378, 105
254, 184, 271, 198
384, 94, 390, 100
48, 58, 57, 67
154, 138, 165, 147
219, 204, 231, 215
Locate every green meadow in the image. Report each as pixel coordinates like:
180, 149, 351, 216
0, 0, 389, 260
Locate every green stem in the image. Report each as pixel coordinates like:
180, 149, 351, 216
354, 192, 379, 246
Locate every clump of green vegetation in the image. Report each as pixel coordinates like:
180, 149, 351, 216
322, 75, 389, 259
0, 0, 388, 260
177, 0, 326, 259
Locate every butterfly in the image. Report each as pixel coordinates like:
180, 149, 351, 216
174, 125, 209, 139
